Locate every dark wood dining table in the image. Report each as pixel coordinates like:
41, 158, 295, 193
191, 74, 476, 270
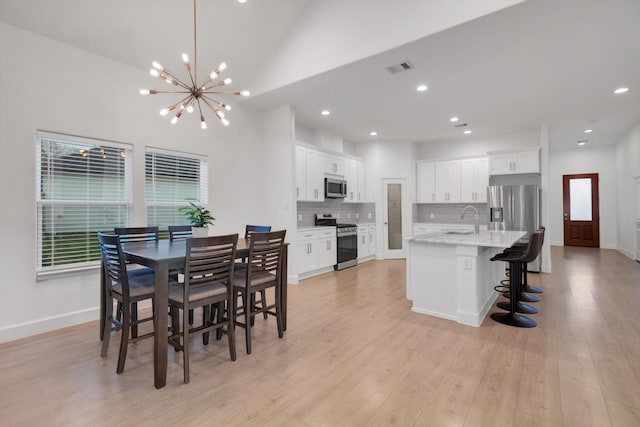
99, 237, 288, 389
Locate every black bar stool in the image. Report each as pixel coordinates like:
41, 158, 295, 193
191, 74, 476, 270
490, 230, 544, 328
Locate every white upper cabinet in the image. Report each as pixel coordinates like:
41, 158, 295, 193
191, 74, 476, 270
488, 149, 540, 175
435, 160, 461, 202
323, 154, 344, 176
295, 144, 365, 203
344, 158, 366, 203
416, 162, 436, 203
460, 158, 489, 202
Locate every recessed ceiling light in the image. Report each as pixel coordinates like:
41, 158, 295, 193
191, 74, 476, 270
416, 84, 428, 92
614, 87, 629, 94
321, 110, 330, 116
370, 131, 378, 136
584, 129, 593, 133
450, 117, 459, 122
464, 130, 472, 134
577, 140, 588, 146
237, 0, 247, 3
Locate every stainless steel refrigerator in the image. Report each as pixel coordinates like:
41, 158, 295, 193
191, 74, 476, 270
487, 185, 541, 272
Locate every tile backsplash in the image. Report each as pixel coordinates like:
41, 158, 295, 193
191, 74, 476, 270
297, 201, 376, 226
413, 203, 488, 225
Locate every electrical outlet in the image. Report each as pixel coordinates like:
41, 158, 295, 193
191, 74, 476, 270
430, 213, 435, 219
368, 213, 372, 219
298, 214, 302, 221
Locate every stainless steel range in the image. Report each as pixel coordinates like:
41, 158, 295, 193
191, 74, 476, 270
315, 213, 358, 270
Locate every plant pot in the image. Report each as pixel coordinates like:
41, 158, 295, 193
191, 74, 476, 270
191, 226, 209, 238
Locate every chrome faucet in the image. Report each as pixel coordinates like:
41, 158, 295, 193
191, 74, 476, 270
461, 205, 480, 234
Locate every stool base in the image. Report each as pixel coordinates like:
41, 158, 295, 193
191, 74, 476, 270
523, 284, 543, 294
497, 301, 538, 314
503, 292, 540, 303
490, 312, 537, 328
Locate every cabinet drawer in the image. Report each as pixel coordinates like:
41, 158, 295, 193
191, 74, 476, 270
297, 231, 318, 241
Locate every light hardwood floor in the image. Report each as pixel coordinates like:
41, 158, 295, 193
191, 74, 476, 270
1, 246, 640, 426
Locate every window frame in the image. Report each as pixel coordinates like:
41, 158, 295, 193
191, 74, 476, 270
144, 147, 208, 235
35, 130, 133, 279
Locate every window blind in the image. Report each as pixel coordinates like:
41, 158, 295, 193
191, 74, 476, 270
36, 131, 132, 277
145, 148, 208, 231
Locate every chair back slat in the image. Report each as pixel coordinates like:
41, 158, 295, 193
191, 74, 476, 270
185, 234, 238, 290
246, 230, 286, 283
168, 225, 193, 241
245, 224, 271, 239
97, 233, 130, 298
114, 226, 159, 243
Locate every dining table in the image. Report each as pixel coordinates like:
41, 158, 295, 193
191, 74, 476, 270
99, 237, 288, 389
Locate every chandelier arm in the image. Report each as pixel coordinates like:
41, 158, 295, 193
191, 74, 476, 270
204, 90, 242, 96
148, 90, 193, 94
200, 96, 222, 117
156, 69, 192, 91
201, 93, 231, 107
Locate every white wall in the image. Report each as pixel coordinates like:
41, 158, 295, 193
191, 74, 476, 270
615, 120, 640, 258
251, 0, 524, 97
415, 129, 540, 160
548, 145, 618, 248
353, 141, 416, 257
0, 23, 267, 342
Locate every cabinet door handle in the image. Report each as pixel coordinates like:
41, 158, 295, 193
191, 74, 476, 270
327, 241, 331, 250
432, 193, 435, 201
296, 187, 299, 198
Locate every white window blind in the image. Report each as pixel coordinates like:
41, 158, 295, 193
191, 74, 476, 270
36, 131, 132, 277
145, 148, 208, 230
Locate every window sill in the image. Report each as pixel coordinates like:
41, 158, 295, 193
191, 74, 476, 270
36, 263, 101, 282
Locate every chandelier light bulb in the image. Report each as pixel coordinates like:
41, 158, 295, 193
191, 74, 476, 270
141, 1, 247, 128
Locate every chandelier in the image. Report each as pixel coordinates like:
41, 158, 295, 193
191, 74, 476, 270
139, 0, 249, 129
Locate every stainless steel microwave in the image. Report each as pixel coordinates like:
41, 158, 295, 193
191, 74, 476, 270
325, 177, 347, 198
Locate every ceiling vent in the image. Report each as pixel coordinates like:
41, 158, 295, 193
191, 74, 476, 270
386, 61, 414, 74
453, 123, 468, 128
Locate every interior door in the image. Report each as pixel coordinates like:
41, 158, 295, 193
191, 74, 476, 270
563, 173, 600, 247
383, 178, 407, 259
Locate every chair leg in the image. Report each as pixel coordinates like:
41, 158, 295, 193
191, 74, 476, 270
183, 303, 190, 384
216, 303, 223, 341
227, 299, 236, 361
275, 285, 283, 339
131, 302, 138, 338
260, 290, 268, 319
249, 293, 256, 327
169, 306, 180, 352
244, 292, 252, 355
101, 299, 113, 357
203, 305, 210, 346
116, 303, 130, 374
188, 309, 194, 326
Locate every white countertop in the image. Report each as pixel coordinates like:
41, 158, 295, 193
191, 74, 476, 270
297, 225, 336, 232
411, 230, 526, 248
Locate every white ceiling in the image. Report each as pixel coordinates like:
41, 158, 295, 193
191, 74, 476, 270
2, 0, 639, 150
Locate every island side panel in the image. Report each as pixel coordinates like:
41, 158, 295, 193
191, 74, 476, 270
456, 245, 504, 326
408, 240, 459, 322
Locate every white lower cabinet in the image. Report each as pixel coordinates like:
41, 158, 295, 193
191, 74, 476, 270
296, 228, 337, 278
357, 224, 376, 261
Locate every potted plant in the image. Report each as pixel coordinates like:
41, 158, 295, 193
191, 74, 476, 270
178, 200, 215, 238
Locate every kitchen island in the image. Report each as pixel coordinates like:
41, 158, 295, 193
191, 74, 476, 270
406, 230, 526, 327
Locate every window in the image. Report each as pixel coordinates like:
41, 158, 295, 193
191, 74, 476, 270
145, 148, 208, 231
36, 131, 132, 277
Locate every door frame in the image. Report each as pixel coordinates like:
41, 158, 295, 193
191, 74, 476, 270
382, 178, 408, 259
563, 173, 600, 247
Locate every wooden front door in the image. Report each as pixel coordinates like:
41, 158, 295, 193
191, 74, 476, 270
563, 173, 600, 247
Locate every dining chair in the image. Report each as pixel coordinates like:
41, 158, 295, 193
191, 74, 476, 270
114, 226, 159, 337
168, 234, 238, 383
168, 225, 193, 241
98, 233, 155, 374
243, 225, 272, 320
233, 230, 286, 354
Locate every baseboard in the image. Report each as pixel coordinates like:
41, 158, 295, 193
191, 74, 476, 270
288, 273, 300, 285
411, 307, 458, 323
617, 246, 634, 260
601, 243, 617, 250
0, 307, 99, 344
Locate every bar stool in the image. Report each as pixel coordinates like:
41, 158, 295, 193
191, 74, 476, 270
502, 226, 546, 303
490, 230, 544, 328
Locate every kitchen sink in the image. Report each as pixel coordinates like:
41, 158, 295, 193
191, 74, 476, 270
444, 230, 474, 235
